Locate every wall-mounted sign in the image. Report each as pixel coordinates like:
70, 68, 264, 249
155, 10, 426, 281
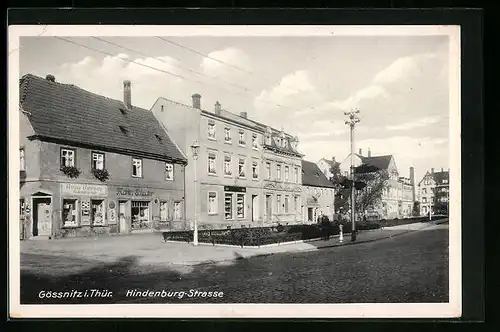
117, 188, 153, 197
224, 186, 246, 193
61, 183, 108, 196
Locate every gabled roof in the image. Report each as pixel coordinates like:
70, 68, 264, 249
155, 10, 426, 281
20, 74, 187, 164
433, 171, 449, 185
319, 158, 336, 168
301, 160, 335, 188
359, 155, 393, 170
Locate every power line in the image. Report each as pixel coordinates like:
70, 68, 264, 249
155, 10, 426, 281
54, 36, 304, 113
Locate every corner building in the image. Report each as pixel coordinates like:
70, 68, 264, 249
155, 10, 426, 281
19, 75, 187, 239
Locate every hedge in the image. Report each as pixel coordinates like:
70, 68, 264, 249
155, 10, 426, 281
162, 221, 381, 247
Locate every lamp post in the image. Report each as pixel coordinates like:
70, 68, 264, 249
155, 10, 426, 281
191, 140, 200, 246
345, 109, 360, 242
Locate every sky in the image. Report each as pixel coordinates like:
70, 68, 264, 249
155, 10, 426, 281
20, 35, 450, 183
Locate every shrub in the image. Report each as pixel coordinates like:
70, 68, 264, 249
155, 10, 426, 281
92, 168, 110, 182
60, 166, 81, 178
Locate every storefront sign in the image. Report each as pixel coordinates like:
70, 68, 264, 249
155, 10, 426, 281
224, 186, 246, 193
61, 183, 108, 196
117, 188, 153, 197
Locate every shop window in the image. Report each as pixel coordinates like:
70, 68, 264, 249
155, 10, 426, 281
91, 152, 105, 170
174, 202, 182, 220
132, 158, 142, 177
165, 163, 174, 181
131, 201, 150, 229
20, 148, 26, 171
208, 153, 217, 175
91, 199, 105, 226
208, 192, 218, 215
224, 193, 233, 220
63, 199, 79, 226
160, 201, 169, 221
61, 148, 75, 167
236, 194, 245, 218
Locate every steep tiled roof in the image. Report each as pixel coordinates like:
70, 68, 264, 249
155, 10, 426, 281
20, 74, 186, 164
359, 155, 393, 170
433, 171, 449, 185
301, 160, 335, 188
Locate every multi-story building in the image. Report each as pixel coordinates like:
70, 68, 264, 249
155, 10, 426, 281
19, 74, 187, 239
301, 160, 335, 223
336, 148, 415, 219
151, 94, 303, 229
417, 168, 450, 216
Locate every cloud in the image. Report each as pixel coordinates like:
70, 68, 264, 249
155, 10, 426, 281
201, 47, 252, 79
373, 53, 437, 85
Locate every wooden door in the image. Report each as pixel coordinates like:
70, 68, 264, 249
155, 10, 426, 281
35, 199, 52, 236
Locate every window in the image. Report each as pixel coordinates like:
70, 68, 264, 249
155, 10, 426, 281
266, 162, 271, 179
208, 192, 218, 215
61, 148, 75, 167
423, 197, 427, 203
91, 152, 104, 170
252, 161, 259, 179
174, 202, 182, 220
422, 188, 427, 194
239, 131, 246, 146
224, 128, 231, 143
62, 199, 78, 226
294, 167, 299, 183
443, 179, 449, 184
252, 134, 258, 149
276, 137, 281, 147
132, 158, 142, 177
20, 148, 26, 171
225, 193, 233, 220
131, 201, 150, 229
285, 166, 289, 182
208, 122, 216, 139
208, 153, 217, 175
277, 164, 282, 181
284, 196, 289, 213
294, 196, 299, 213
238, 159, 246, 178
160, 201, 169, 221
237, 194, 245, 218
91, 199, 105, 226
277, 195, 281, 213
224, 155, 232, 176
165, 163, 174, 180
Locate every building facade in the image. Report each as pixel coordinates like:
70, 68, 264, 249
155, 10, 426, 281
301, 160, 335, 223
151, 94, 304, 229
19, 74, 187, 239
417, 168, 450, 216
317, 157, 337, 180
336, 148, 415, 219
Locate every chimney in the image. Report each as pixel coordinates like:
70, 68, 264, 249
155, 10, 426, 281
240, 111, 248, 119
431, 168, 434, 174
441, 167, 444, 172
409, 167, 415, 202
123, 80, 132, 109
368, 148, 371, 157
214, 101, 221, 115
191, 93, 201, 109
46, 74, 55, 82
358, 148, 362, 156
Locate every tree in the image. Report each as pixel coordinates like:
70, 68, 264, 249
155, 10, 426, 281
412, 201, 421, 217
432, 187, 449, 215
329, 161, 390, 219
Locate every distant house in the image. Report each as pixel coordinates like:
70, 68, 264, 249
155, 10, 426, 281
317, 157, 338, 180
417, 168, 450, 216
19, 74, 187, 239
301, 160, 335, 223
335, 148, 415, 219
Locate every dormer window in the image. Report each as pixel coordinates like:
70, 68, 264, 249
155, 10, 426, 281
119, 125, 130, 136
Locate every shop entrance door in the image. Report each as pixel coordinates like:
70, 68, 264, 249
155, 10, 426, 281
33, 197, 52, 237
119, 200, 128, 233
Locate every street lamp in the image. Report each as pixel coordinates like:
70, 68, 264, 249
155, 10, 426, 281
190, 140, 200, 246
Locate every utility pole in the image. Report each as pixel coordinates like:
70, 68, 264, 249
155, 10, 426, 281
345, 109, 360, 242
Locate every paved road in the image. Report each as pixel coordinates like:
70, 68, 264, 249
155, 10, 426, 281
21, 225, 448, 304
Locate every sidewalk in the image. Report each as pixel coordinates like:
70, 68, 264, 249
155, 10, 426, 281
21, 220, 446, 268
